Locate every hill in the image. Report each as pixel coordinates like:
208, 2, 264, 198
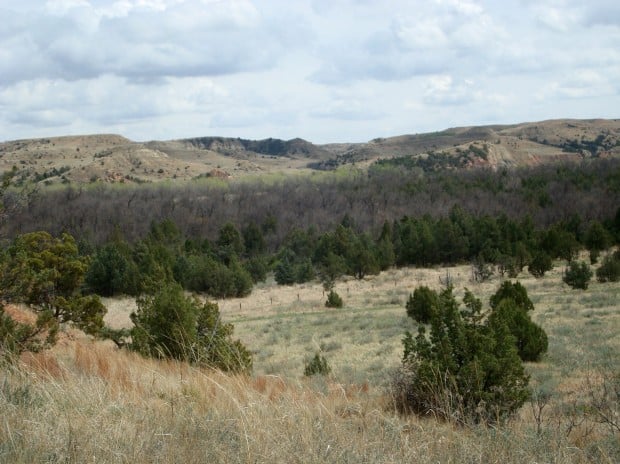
2, 261, 619, 462
1, 119, 619, 185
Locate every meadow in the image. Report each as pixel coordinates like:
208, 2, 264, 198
2, 259, 619, 463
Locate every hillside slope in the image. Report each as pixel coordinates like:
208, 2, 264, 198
1, 119, 619, 185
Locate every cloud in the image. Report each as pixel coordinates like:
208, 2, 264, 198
0, 75, 227, 129
531, 3, 582, 32
1, 0, 619, 144
423, 75, 478, 106
310, 98, 384, 121
537, 70, 617, 100
309, 0, 508, 84
0, 0, 304, 86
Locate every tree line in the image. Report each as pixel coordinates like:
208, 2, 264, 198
3, 158, 620, 250
20, 204, 620, 303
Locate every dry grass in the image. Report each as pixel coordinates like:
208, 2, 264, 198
2, 261, 619, 463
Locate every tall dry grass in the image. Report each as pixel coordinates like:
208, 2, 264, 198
2, 340, 612, 464
2, 260, 619, 463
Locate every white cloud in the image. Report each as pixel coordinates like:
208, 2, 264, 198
423, 75, 477, 106
537, 70, 616, 100
0, 0, 300, 85
0, 0, 619, 143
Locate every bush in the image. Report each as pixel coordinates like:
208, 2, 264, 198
325, 290, 343, 308
274, 250, 296, 285
563, 260, 593, 290
0, 231, 106, 335
596, 252, 620, 282
396, 286, 530, 425
490, 281, 534, 312
304, 353, 331, 376
584, 221, 611, 264
471, 255, 494, 282
488, 299, 548, 362
85, 242, 141, 296
184, 256, 252, 298
243, 256, 269, 283
529, 251, 553, 278
489, 281, 547, 362
405, 286, 439, 324
1, 305, 58, 361
130, 283, 252, 372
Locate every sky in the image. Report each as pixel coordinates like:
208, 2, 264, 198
1, 0, 619, 143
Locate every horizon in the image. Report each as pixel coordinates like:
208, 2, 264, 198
3, 116, 617, 146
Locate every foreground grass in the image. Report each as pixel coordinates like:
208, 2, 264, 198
2, 261, 619, 463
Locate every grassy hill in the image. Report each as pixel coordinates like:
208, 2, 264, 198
2, 260, 619, 463
2, 118, 619, 185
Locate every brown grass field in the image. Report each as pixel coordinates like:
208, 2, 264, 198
2, 257, 619, 463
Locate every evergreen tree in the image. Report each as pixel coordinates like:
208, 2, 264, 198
216, 222, 245, 262
325, 290, 343, 308
85, 241, 141, 296
529, 251, 553, 278
490, 281, 534, 312
275, 248, 296, 285
1, 304, 58, 360
488, 299, 548, 362
130, 283, 251, 372
489, 281, 547, 362
304, 353, 331, 376
350, 233, 380, 279
406, 286, 439, 324
563, 261, 593, 290
596, 252, 620, 282
0, 231, 106, 335
398, 286, 530, 424
376, 221, 396, 270
584, 220, 611, 264
242, 222, 266, 257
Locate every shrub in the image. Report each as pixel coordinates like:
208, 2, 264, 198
1, 305, 58, 361
304, 353, 331, 376
243, 256, 269, 283
274, 251, 296, 285
488, 299, 548, 362
183, 256, 252, 298
85, 242, 141, 296
471, 255, 494, 282
130, 283, 252, 372
489, 281, 547, 362
396, 286, 530, 425
0, 231, 106, 335
596, 252, 620, 282
325, 290, 343, 308
529, 251, 553, 278
490, 281, 534, 312
584, 221, 611, 264
405, 286, 439, 324
563, 261, 593, 290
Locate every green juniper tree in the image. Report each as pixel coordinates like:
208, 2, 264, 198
489, 281, 547, 362
130, 283, 252, 372
0, 231, 106, 336
398, 285, 530, 425
563, 260, 593, 290
405, 286, 439, 324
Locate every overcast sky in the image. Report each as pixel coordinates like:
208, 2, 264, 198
1, 0, 619, 143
